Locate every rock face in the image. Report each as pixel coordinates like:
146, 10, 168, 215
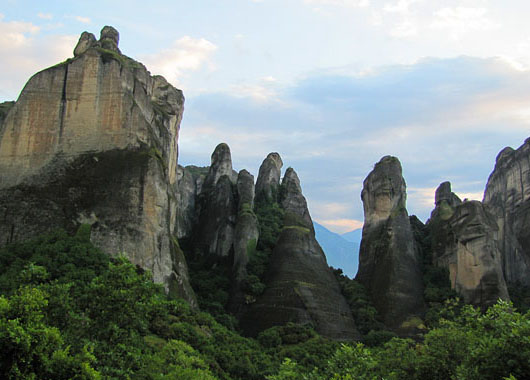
0, 27, 195, 306
356, 156, 425, 331
192, 144, 237, 258
255, 152, 283, 204
483, 139, 530, 286
429, 182, 509, 306
244, 166, 359, 340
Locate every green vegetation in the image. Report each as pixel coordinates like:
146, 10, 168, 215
185, 165, 210, 177
269, 300, 530, 380
95, 47, 144, 69
1, 229, 529, 379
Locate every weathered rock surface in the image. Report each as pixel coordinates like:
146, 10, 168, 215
175, 165, 208, 239
0, 27, 195, 306
356, 156, 425, 331
192, 144, 237, 258
483, 139, 530, 286
429, 182, 509, 306
0, 101, 15, 128
255, 152, 283, 204
243, 167, 359, 340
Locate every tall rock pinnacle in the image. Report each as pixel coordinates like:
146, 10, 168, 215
483, 139, 530, 286
356, 156, 424, 332
255, 152, 283, 204
428, 182, 509, 306
0, 27, 195, 306
243, 164, 359, 340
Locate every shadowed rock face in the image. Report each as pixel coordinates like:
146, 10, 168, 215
429, 182, 509, 306
356, 156, 424, 331
0, 27, 195, 306
243, 166, 359, 341
483, 139, 530, 286
255, 152, 283, 204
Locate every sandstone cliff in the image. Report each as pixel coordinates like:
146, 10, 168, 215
428, 182, 509, 306
243, 166, 359, 340
0, 27, 195, 305
483, 139, 530, 286
356, 156, 425, 332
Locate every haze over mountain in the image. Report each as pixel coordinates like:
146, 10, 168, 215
314, 222, 359, 278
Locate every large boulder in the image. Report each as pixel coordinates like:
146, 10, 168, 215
483, 139, 530, 286
429, 182, 509, 306
0, 27, 195, 306
356, 156, 425, 331
243, 167, 359, 340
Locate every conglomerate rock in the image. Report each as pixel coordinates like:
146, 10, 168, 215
356, 156, 425, 332
428, 182, 509, 306
483, 139, 530, 286
0, 26, 195, 306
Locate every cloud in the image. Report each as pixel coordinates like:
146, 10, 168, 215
37, 13, 53, 20
431, 7, 499, 40
315, 218, 364, 234
303, 0, 370, 8
179, 56, 530, 224
0, 15, 76, 100
141, 36, 217, 87
74, 16, 91, 24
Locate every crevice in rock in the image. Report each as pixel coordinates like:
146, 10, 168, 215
58, 64, 69, 145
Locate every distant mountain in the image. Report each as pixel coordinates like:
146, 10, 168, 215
341, 228, 362, 244
314, 222, 359, 278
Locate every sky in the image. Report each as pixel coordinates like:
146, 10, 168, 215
1, 0, 530, 233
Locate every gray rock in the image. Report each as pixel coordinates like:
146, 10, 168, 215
255, 152, 283, 204
99, 25, 120, 53
0, 28, 195, 307
280, 167, 314, 231
243, 165, 359, 340
483, 138, 530, 286
356, 156, 425, 332
202, 143, 234, 190
429, 182, 509, 306
73, 31, 96, 57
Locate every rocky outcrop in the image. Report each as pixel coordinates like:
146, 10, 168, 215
243, 166, 359, 341
175, 165, 209, 239
192, 144, 237, 258
255, 152, 283, 204
429, 182, 509, 306
483, 139, 530, 286
0, 101, 15, 127
356, 156, 424, 332
0, 27, 195, 306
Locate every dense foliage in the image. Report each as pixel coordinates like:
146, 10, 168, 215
1, 228, 530, 379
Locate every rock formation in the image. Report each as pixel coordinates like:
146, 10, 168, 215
0, 27, 195, 306
483, 139, 530, 286
356, 156, 425, 332
428, 182, 509, 306
243, 166, 359, 340
255, 152, 283, 204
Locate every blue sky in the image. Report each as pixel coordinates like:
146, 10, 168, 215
1, 0, 530, 233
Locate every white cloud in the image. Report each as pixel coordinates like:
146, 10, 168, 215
389, 19, 417, 37
431, 7, 499, 40
37, 13, 53, 20
303, 0, 370, 8
315, 218, 364, 234
74, 16, 91, 24
141, 36, 217, 87
383, 0, 421, 14
0, 15, 76, 100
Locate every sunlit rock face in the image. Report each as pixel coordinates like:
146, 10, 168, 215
0, 27, 196, 306
255, 152, 283, 204
243, 165, 360, 341
356, 156, 425, 332
483, 139, 530, 287
429, 182, 509, 307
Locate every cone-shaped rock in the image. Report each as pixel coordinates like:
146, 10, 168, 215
193, 144, 237, 257
483, 139, 530, 286
0, 27, 195, 306
428, 182, 509, 306
243, 167, 359, 340
356, 156, 424, 331
255, 152, 283, 204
